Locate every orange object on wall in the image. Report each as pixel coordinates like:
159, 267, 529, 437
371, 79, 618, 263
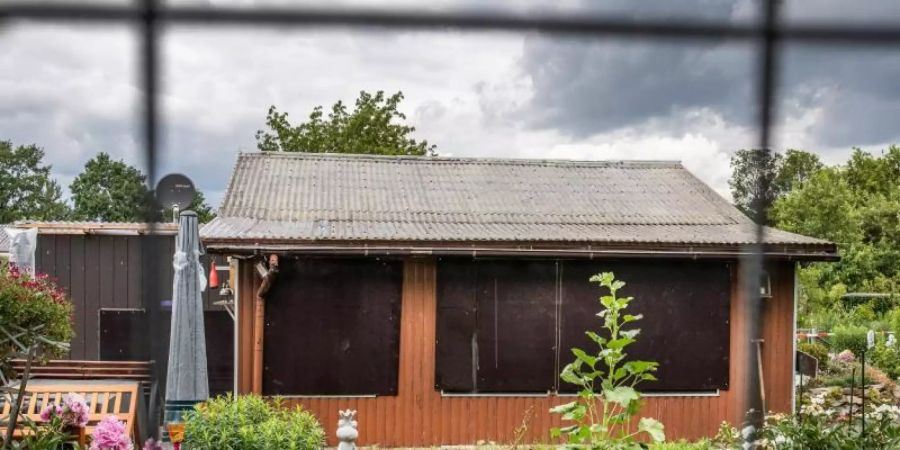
209, 263, 219, 288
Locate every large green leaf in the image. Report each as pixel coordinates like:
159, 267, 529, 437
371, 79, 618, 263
603, 386, 639, 407
585, 330, 607, 345
607, 338, 636, 350
549, 401, 578, 414
572, 348, 598, 367
638, 417, 666, 442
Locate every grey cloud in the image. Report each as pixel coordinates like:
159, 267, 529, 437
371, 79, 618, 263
509, 0, 900, 151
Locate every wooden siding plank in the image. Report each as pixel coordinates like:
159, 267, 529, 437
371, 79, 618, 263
84, 236, 101, 360
99, 237, 115, 309
126, 236, 142, 309
113, 237, 128, 308
69, 236, 86, 360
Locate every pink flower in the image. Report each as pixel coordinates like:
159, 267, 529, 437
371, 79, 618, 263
90, 416, 133, 450
62, 393, 90, 427
142, 438, 163, 450
40, 403, 62, 422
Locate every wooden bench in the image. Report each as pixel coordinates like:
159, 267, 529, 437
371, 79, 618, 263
2, 383, 140, 446
9, 360, 153, 383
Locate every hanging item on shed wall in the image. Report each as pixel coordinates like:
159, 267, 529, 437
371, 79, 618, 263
4, 227, 38, 274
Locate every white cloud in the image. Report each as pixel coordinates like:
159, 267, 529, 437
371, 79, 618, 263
1, 0, 897, 210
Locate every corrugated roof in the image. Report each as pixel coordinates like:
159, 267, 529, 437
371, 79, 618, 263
202, 152, 833, 250
8, 222, 178, 235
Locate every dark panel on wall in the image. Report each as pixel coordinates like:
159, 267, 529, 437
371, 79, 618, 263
263, 257, 403, 396
559, 260, 731, 392
474, 260, 558, 392
100, 309, 151, 361
435, 259, 478, 391
435, 259, 558, 393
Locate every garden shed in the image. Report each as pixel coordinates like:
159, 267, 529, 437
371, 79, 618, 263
6, 222, 235, 396
201, 152, 838, 446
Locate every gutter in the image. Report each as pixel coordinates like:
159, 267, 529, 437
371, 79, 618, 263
203, 243, 839, 261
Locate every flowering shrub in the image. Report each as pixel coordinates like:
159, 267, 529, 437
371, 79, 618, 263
0, 264, 74, 359
833, 349, 856, 364
39, 392, 90, 428
90, 416, 133, 450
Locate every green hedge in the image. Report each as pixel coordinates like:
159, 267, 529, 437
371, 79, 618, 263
829, 324, 868, 356
183, 395, 325, 450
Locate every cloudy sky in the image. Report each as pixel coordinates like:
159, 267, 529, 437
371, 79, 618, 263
2, 0, 900, 207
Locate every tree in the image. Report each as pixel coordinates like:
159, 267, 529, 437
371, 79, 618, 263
255, 90, 436, 156
729, 148, 822, 224
772, 146, 900, 327
161, 191, 216, 224
0, 140, 69, 223
69, 153, 153, 222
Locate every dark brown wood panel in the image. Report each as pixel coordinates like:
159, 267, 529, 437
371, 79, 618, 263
113, 237, 129, 308
69, 236, 86, 360
435, 259, 478, 391
436, 259, 558, 393
262, 257, 403, 396
559, 260, 732, 391
100, 309, 151, 361
84, 236, 101, 360
126, 236, 142, 309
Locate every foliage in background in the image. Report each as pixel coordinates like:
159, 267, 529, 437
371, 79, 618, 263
256, 90, 436, 156
0, 140, 69, 223
69, 152, 216, 223
550, 272, 664, 448
728, 148, 823, 224
183, 394, 324, 450
728, 146, 900, 333
829, 324, 869, 357
797, 341, 829, 370
160, 191, 216, 224
69, 152, 154, 222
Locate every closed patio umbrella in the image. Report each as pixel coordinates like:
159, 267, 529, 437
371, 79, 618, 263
164, 211, 209, 440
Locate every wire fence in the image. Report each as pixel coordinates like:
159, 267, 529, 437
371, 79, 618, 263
3, 0, 900, 445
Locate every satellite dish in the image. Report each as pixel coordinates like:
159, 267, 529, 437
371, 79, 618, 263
156, 173, 196, 212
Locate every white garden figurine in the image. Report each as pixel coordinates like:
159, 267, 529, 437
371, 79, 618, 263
336, 409, 358, 450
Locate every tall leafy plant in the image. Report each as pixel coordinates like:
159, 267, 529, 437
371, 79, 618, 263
550, 272, 665, 448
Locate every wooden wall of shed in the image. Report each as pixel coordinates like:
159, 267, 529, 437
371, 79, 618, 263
236, 257, 796, 446
34, 234, 235, 395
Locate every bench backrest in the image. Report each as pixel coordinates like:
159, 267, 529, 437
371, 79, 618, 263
2, 383, 140, 441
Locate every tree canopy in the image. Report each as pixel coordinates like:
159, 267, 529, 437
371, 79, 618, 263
770, 146, 900, 325
69, 153, 154, 222
255, 90, 436, 156
728, 148, 823, 224
0, 140, 69, 223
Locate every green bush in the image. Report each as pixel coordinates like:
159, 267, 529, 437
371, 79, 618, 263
869, 342, 900, 380
798, 341, 829, 370
829, 324, 868, 356
183, 394, 325, 450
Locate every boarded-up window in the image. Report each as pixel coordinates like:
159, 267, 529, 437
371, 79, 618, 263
559, 260, 731, 392
436, 260, 558, 393
263, 258, 403, 396
435, 258, 731, 393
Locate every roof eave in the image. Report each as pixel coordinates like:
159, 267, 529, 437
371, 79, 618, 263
201, 238, 839, 261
